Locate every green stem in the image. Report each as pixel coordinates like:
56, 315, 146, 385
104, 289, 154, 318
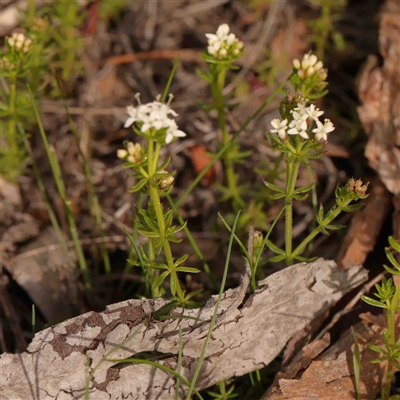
166, 193, 218, 290
382, 281, 400, 399
147, 141, 184, 303
7, 73, 19, 163
66, 4, 75, 80
251, 204, 286, 292
212, 65, 244, 210
316, 4, 331, 60
292, 199, 352, 260
285, 159, 300, 266
218, 381, 227, 397
382, 310, 394, 400
306, 163, 318, 256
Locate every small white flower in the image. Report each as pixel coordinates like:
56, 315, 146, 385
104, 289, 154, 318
165, 120, 186, 144
205, 24, 243, 60
124, 94, 186, 144
312, 118, 335, 141
217, 23, 230, 36
288, 120, 309, 139
305, 104, 324, 121
287, 107, 310, 139
271, 118, 288, 140
294, 102, 308, 114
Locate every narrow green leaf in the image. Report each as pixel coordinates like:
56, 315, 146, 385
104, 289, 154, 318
268, 254, 287, 263
138, 229, 160, 238
151, 271, 170, 291
176, 266, 199, 273
129, 178, 148, 193
385, 250, 400, 271
152, 301, 179, 320
351, 327, 362, 400
270, 192, 286, 200
175, 254, 189, 266
265, 239, 285, 255
264, 181, 285, 194
361, 295, 387, 309
293, 182, 315, 194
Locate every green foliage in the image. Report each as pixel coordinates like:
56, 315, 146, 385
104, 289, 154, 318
307, 0, 348, 60
0, 0, 87, 179
47, 1, 86, 82
361, 237, 400, 400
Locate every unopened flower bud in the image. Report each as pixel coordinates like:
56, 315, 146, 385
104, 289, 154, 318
7, 32, 32, 54
348, 178, 369, 197
32, 17, 48, 34
157, 170, 174, 189
293, 52, 327, 82
205, 24, 244, 60
117, 142, 143, 164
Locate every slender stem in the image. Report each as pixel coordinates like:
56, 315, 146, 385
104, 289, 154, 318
212, 65, 244, 210
382, 280, 400, 399
292, 199, 352, 259
382, 308, 394, 400
218, 381, 226, 397
63, 3, 77, 81
306, 163, 318, 256
285, 159, 300, 266
147, 141, 184, 303
251, 204, 286, 292
146, 140, 158, 296
166, 193, 218, 290
7, 73, 19, 163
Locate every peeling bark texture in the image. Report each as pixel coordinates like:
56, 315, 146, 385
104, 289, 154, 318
263, 315, 387, 400
357, 0, 400, 196
0, 259, 367, 400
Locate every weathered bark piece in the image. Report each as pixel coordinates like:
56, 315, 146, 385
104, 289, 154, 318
0, 259, 367, 400
357, 0, 400, 196
6, 226, 78, 322
263, 313, 387, 400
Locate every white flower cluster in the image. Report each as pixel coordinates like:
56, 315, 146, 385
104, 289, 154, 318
7, 33, 32, 54
117, 142, 143, 164
124, 95, 186, 144
205, 24, 243, 60
292, 53, 327, 81
271, 102, 334, 142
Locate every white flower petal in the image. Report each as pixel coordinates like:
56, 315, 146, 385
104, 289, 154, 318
217, 24, 230, 36
124, 117, 136, 128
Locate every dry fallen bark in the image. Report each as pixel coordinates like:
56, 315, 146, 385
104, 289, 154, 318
357, 0, 400, 197
263, 314, 387, 400
0, 259, 367, 400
